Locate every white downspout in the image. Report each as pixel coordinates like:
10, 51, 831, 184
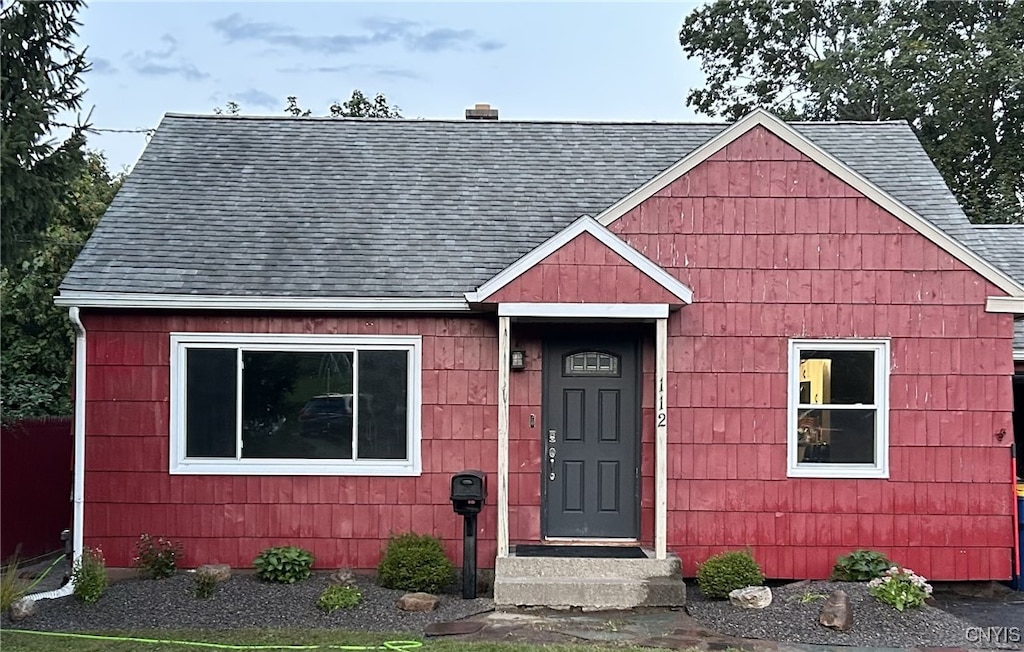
27, 307, 86, 601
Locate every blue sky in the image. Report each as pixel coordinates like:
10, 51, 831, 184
77, 2, 706, 171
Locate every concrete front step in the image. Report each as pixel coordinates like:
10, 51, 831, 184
493, 549, 686, 609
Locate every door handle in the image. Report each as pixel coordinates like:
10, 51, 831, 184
548, 429, 557, 481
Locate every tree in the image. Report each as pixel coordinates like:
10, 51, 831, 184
678, 0, 1024, 224
1, 152, 123, 420
1, 0, 92, 264
216, 90, 401, 118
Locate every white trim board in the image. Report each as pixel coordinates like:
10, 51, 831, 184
55, 291, 470, 312
594, 109, 1024, 300
465, 215, 694, 304
498, 303, 668, 319
986, 297, 1024, 314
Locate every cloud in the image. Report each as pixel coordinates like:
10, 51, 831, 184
133, 62, 208, 81
211, 13, 500, 55
276, 63, 421, 81
123, 33, 208, 81
142, 34, 177, 60
233, 89, 279, 110
476, 39, 505, 52
91, 57, 117, 74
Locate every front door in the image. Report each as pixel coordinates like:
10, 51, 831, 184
542, 338, 640, 539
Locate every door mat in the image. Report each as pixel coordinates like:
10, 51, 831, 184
513, 544, 647, 559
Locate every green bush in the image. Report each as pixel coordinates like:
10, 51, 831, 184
377, 533, 455, 593
1, 558, 27, 610
253, 546, 314, 583
696, 550, 765, 599
831, 549, 892, 581
868, 566, 932, 611
71, 547, 108, 604
317, 584, 363, 612
194, 572, 217, 599
132, 533, 182, 579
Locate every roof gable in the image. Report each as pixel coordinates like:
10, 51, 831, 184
465, 216, 693, 304
596, 109, 1023, 299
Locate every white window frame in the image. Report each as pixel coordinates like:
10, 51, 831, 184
787, 339, 889, 479
169, 333, 422, 476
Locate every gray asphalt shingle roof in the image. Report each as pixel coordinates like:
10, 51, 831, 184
63, 114, 1008, 303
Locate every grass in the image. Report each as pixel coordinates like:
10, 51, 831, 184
0, 629, 684, 652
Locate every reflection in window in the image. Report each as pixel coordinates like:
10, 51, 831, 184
564, 351, 620, 377
789, 340, 889, 478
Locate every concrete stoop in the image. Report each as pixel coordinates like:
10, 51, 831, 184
493, 548, 687, 609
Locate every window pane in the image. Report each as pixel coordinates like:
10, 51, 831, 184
242, 351, 354, 460
796, 408, 875, 464
798, 349, 875, 405
186, 348, 237, 457
564, 351, 620, 377
358, 350, 408, 460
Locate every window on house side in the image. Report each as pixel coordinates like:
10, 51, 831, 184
787, 339, 889, 479
170, 334, 421, 476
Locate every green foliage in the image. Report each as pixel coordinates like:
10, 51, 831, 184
253, 546, 314, 583
132, 534, 183, 579
868, 566, 933, 611
1, 557, 27, 610
1, 0, 92, 264
194, 572, 217, 599
831, 549, 892, 581
218, 90, 401, 119
696, 550, 765, 599
71, 547, 107, 604
377, 533, 455, 593
678, 0, 1024, 224
316, 584, 363, 612
0, 152, 122, 421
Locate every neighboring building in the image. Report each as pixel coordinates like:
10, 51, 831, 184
57, 108, 1024, 605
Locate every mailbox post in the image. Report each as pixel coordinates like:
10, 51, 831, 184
450, 470, 486, 599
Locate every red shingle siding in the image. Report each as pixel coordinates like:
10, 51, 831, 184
487, 232, 684, 304
82, 313, 499, 570
609, 126, 1016, 580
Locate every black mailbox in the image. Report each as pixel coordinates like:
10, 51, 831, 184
451, 470, 486, 514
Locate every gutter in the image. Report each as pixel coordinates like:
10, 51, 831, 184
26, 307, 86, 601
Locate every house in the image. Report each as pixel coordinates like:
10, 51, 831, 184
55, 107, 1024, 607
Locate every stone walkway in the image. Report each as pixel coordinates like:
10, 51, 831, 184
426, 601, 1023, 651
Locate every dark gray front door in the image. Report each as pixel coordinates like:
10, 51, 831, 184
542, 338, 639, 539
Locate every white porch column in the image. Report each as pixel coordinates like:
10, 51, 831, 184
497, 315, 511, 558
655, 317, 668, 559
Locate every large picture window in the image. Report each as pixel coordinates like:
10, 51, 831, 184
170, 334, 421, 475
787, 339, 889, 479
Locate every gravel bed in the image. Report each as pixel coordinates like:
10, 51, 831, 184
686, 580, 1019, 650
3, 572, 494, 633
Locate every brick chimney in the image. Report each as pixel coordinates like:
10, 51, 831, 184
465, 103, 498, 120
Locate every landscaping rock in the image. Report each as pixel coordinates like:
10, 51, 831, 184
9, 597, 37, 622
328, 568, 356, 586
195, 564, 231, 583
728, 586, 772, 609
819, 589, 853, 631
396, 592, 440, 612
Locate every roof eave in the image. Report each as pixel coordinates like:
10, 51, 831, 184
54, 291, 472, 312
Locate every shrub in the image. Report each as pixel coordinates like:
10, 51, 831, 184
377, 533, 455, 593
253, 546, 314, 583
832, 549, 891, 581
194, 572, 217, 599
868, 566, 933, 611
1, 558, 27, 610
317, 584, 363, 612
71, 547, 107, 604
696, 550, 765, 599
132, 534, 183, 579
